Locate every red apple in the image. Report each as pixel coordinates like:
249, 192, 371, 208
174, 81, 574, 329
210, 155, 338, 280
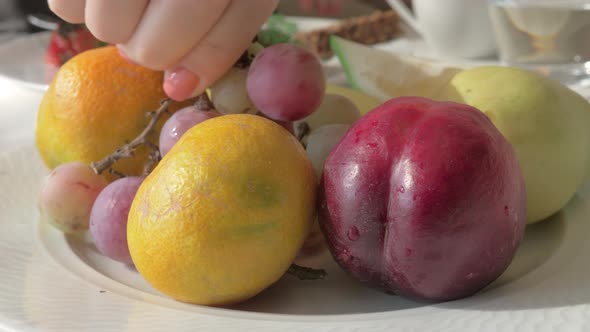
319, 97, 526, 302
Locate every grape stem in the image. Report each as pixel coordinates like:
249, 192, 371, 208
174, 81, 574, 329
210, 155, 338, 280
296, 122, 310, 147
234, 49, 253, 69
288, 263, 327, 280
194, 93, 214, 112
142, 142, 161, 176
91, 98, 172, 175
108, 168, 127, 179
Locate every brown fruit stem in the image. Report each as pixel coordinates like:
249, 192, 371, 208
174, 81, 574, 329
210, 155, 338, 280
234, 49, 253, 69
194, 93, 214, 112
296, 122, 310, 147
288, 264, 327, 280
296, 122, 310, 141
142, 142, 161, 176
91, 98, 172, 175
108, 168, 127, 179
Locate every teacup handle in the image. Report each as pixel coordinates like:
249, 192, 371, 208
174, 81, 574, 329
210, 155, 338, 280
385, 0, 423, 35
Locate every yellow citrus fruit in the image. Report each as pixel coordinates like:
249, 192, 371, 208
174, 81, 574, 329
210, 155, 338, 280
36, 46, 192, 181
127, 114, 317, 305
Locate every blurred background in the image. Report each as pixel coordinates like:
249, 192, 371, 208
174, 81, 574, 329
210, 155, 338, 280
0, 0, 407, 36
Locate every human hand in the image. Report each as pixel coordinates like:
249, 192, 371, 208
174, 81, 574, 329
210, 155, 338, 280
298, 0, 342, 16
47, 0, 279, 101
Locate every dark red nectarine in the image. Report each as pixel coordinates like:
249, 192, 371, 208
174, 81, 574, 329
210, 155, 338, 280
319, 97, 526, 302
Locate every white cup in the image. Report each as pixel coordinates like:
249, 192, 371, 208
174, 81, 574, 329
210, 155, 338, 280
386, 0, 498, 59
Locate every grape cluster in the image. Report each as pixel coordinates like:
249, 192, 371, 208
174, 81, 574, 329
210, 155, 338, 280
38, 42, 361, 266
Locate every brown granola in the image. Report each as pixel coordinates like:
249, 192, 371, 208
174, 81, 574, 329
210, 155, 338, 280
292, 10, 401, 59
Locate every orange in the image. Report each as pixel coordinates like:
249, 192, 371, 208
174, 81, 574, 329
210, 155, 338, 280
127, 114, 317, 305
36, 46, 192, 181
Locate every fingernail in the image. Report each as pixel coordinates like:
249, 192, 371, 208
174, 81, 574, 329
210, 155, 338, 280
163, 67, 200, 101
116, 45, 135, 64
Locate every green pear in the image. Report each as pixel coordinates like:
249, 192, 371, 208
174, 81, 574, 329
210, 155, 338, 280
439, 66, 590, 223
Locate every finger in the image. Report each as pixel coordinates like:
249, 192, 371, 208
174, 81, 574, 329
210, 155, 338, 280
298, 0, 314, 12
118, 0, 231, 71
324, 0, 342, 15
48, 0, 86, 23
163, 0, 278, 101
84, 0, 148, 44
317, 0, 341, 15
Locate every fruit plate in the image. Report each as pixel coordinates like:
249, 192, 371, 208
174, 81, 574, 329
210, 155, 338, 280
2, 68, 590, 332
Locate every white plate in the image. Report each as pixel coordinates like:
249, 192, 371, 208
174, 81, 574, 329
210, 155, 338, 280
2, 17, 590, 331
2, 72, 590, 332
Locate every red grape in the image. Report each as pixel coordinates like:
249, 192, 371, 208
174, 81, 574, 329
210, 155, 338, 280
159, 106, 220, 156
38, 162, 108, 233
246, 43, 325, 122
89, 176, 143, 265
